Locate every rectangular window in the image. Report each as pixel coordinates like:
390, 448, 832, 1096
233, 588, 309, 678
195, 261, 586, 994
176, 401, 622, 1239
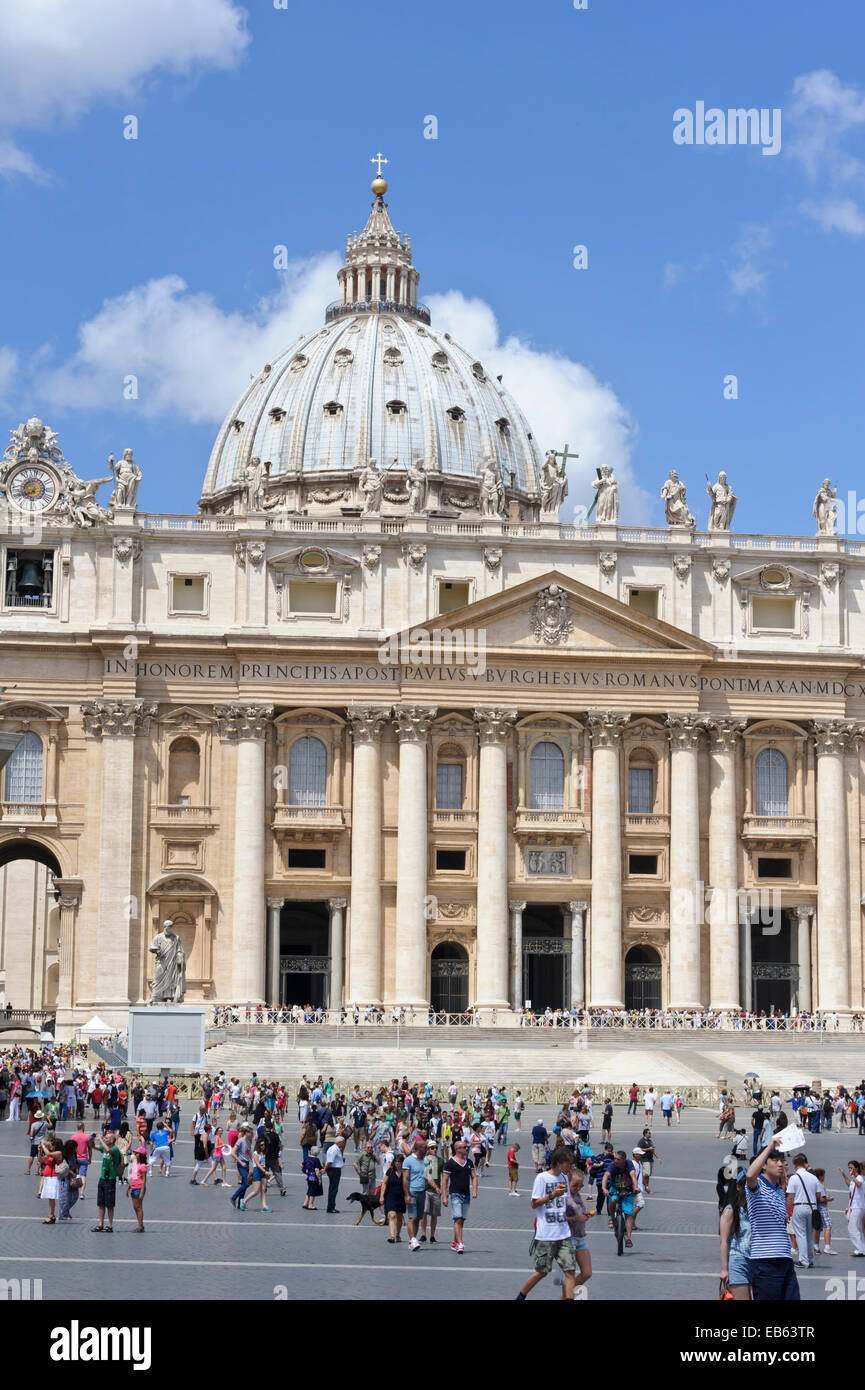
437, 581, 470, 615
436, 762, 464, 809
757, 857, 793, 879
752, 596, 796, 630
171, 575, 207, 613
288, 580, 338, 615
628, 588, 659, 619
287, 847, 327, 869
628, 767, 654, 814
436, 849, 466, 872
628, 853, 658, 876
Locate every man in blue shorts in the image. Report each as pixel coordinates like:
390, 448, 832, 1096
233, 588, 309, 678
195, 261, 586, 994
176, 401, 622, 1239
441, 1138, 478, 1254
602, 1149, 638, 1247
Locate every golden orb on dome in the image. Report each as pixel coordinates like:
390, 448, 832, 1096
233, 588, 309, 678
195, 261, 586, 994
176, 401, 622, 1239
371, 175, 388, 196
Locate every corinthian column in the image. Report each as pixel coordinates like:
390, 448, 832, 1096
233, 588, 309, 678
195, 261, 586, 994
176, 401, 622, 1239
53, 878, 83, 1024
587, 710, 629, 1008
394, 705, 437, 1006
795, 903, 813, 1013
509, 900, 526, 1010
667, 714, 706, 1009
706, 719, 745, 1009
473, 707, 517, 1012
813, 720, 853, 1010
347, 704, 390, 1006
81, 699, 157, 1013
568, 900, 588, 1009
327, 898, 347, 1010
215, 703, 274, 1003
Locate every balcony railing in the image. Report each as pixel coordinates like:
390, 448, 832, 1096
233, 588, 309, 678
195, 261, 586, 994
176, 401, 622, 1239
625, 813, 670, 832
742, 814, 815, 839
272, 804, 345, 829
432, 809, 478, 828
514, 808, 587, 835
324, 298, 431, 325
0, 801, 56, 823
151, 804, 214, 823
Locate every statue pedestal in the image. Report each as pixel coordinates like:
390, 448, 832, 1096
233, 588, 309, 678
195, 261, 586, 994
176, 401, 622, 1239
127, 1005, 206, 1071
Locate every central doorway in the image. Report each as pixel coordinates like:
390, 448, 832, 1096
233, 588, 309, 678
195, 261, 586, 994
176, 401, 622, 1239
749, 907, 797, 1014
279, 901, 330, 1007
624, 945, 662, 1010
430, 942, 469, 1013
522, 904, 569, 1011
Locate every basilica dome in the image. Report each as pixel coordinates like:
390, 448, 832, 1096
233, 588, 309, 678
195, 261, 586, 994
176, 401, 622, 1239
200, 176, 544, 513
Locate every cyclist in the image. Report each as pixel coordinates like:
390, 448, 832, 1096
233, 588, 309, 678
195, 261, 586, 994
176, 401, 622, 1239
602, 1149, 639, 1248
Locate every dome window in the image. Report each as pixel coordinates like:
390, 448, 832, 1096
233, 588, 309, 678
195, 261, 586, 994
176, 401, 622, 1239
386, 399, 407, 417
334, 349, 353, 367
495, 417, 511, 436
231, 418, 244, 433
323, 401, 343, 418
446, 406, 466, 422
472, 361, 486, 382
290, 354, 308, 373
431, 351, 450, 372
383, 347, 403, 366
269, 407, 286, 424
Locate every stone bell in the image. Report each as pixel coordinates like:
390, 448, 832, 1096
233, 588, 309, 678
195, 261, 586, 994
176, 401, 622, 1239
16, 558, 43, 596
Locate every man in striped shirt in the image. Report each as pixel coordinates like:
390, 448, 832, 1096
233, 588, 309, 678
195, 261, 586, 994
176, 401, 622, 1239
746, 1137, 801, 1300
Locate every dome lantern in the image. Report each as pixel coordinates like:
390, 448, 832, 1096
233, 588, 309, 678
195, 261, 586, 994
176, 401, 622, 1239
332, 157, 424, 324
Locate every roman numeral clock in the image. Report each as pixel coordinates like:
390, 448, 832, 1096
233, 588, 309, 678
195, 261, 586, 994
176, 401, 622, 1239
5, 460, 59, 513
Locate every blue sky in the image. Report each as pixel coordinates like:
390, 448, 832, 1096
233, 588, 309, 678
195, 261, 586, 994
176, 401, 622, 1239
1, 0, 863, 532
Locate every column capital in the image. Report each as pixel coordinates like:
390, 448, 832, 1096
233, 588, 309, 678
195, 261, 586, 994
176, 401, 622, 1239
811, 717, 858, 756
666, 712, 708, 749
568, 899, 589, 914
705, 717, 747, 751
508, 899, 527, 914
80, 699, 157, 739
266, 896, 285, 911
327, 897, 348, 911
214, 702, 274, 741
587, 709, 630, 748
473, 706, 517, 745
393, 704, 437, 742
53, 877, 84, 909
346, 703, 391, 743
794, 902, 814, 921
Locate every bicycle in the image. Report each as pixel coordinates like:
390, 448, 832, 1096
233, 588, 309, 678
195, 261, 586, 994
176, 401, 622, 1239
606, 1184, 635, 1256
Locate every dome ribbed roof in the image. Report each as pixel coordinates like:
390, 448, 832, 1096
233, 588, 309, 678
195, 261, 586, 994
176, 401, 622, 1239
200, 177, 543, 505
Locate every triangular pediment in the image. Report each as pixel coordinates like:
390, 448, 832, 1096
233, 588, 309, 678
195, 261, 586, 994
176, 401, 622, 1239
405, 570, 715, 656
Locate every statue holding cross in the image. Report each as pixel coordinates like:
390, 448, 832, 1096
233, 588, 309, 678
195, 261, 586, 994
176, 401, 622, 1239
591, 464, 619, 524
540, 448, 570, 515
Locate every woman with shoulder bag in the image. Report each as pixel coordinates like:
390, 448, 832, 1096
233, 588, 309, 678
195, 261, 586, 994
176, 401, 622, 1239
40, 1134, 65, 1224
58, 1139, 81, 1221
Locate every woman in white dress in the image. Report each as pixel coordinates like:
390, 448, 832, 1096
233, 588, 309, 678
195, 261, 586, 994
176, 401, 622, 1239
39, 1133, 64, 1224
839, 1161, 865, 1256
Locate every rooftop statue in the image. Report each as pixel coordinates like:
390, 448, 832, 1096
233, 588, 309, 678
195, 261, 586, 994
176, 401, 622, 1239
479, 453, 506, 518
813, 478, 838, 536
357, 458, 384, 514
108, 448, 142, 512
661, 469, 696, 529
592, 464, 619, 524
540, 450, 568, 516
706, 471, 737, 531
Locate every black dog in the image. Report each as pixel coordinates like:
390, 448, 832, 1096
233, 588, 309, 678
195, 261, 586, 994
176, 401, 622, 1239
347, 1190, 385, 1225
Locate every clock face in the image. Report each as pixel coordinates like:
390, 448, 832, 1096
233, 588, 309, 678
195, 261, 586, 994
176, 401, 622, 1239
5, 463, 59, 513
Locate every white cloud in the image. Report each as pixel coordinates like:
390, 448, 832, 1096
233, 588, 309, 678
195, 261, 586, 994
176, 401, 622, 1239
800, 197, 865, 237
0, 0, 250, 179
429, 290, 651, 524
726, 224, 772, 298
35, 255, 341, 424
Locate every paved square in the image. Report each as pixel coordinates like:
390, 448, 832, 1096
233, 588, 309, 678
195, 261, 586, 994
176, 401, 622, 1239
3, 1102, 863, 1301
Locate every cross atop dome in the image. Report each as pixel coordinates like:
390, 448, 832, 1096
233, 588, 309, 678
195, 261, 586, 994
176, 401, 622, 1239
370, 150, 389, 195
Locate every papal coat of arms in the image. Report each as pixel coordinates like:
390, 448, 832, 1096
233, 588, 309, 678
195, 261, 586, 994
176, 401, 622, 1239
530, 583, 573, 645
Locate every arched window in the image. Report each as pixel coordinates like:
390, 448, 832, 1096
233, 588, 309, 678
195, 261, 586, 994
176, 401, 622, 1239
755, 747, 788, 816
529, 740, 565, 810
168, 737, 200, 804
289, 736, 327, 806
628, 754, 655, 814
4, 731, 43, 803
436, 748, 465, 810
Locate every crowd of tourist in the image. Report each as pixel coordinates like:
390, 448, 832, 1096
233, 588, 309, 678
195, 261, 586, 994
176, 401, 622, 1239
210, 1002, 864, 1031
